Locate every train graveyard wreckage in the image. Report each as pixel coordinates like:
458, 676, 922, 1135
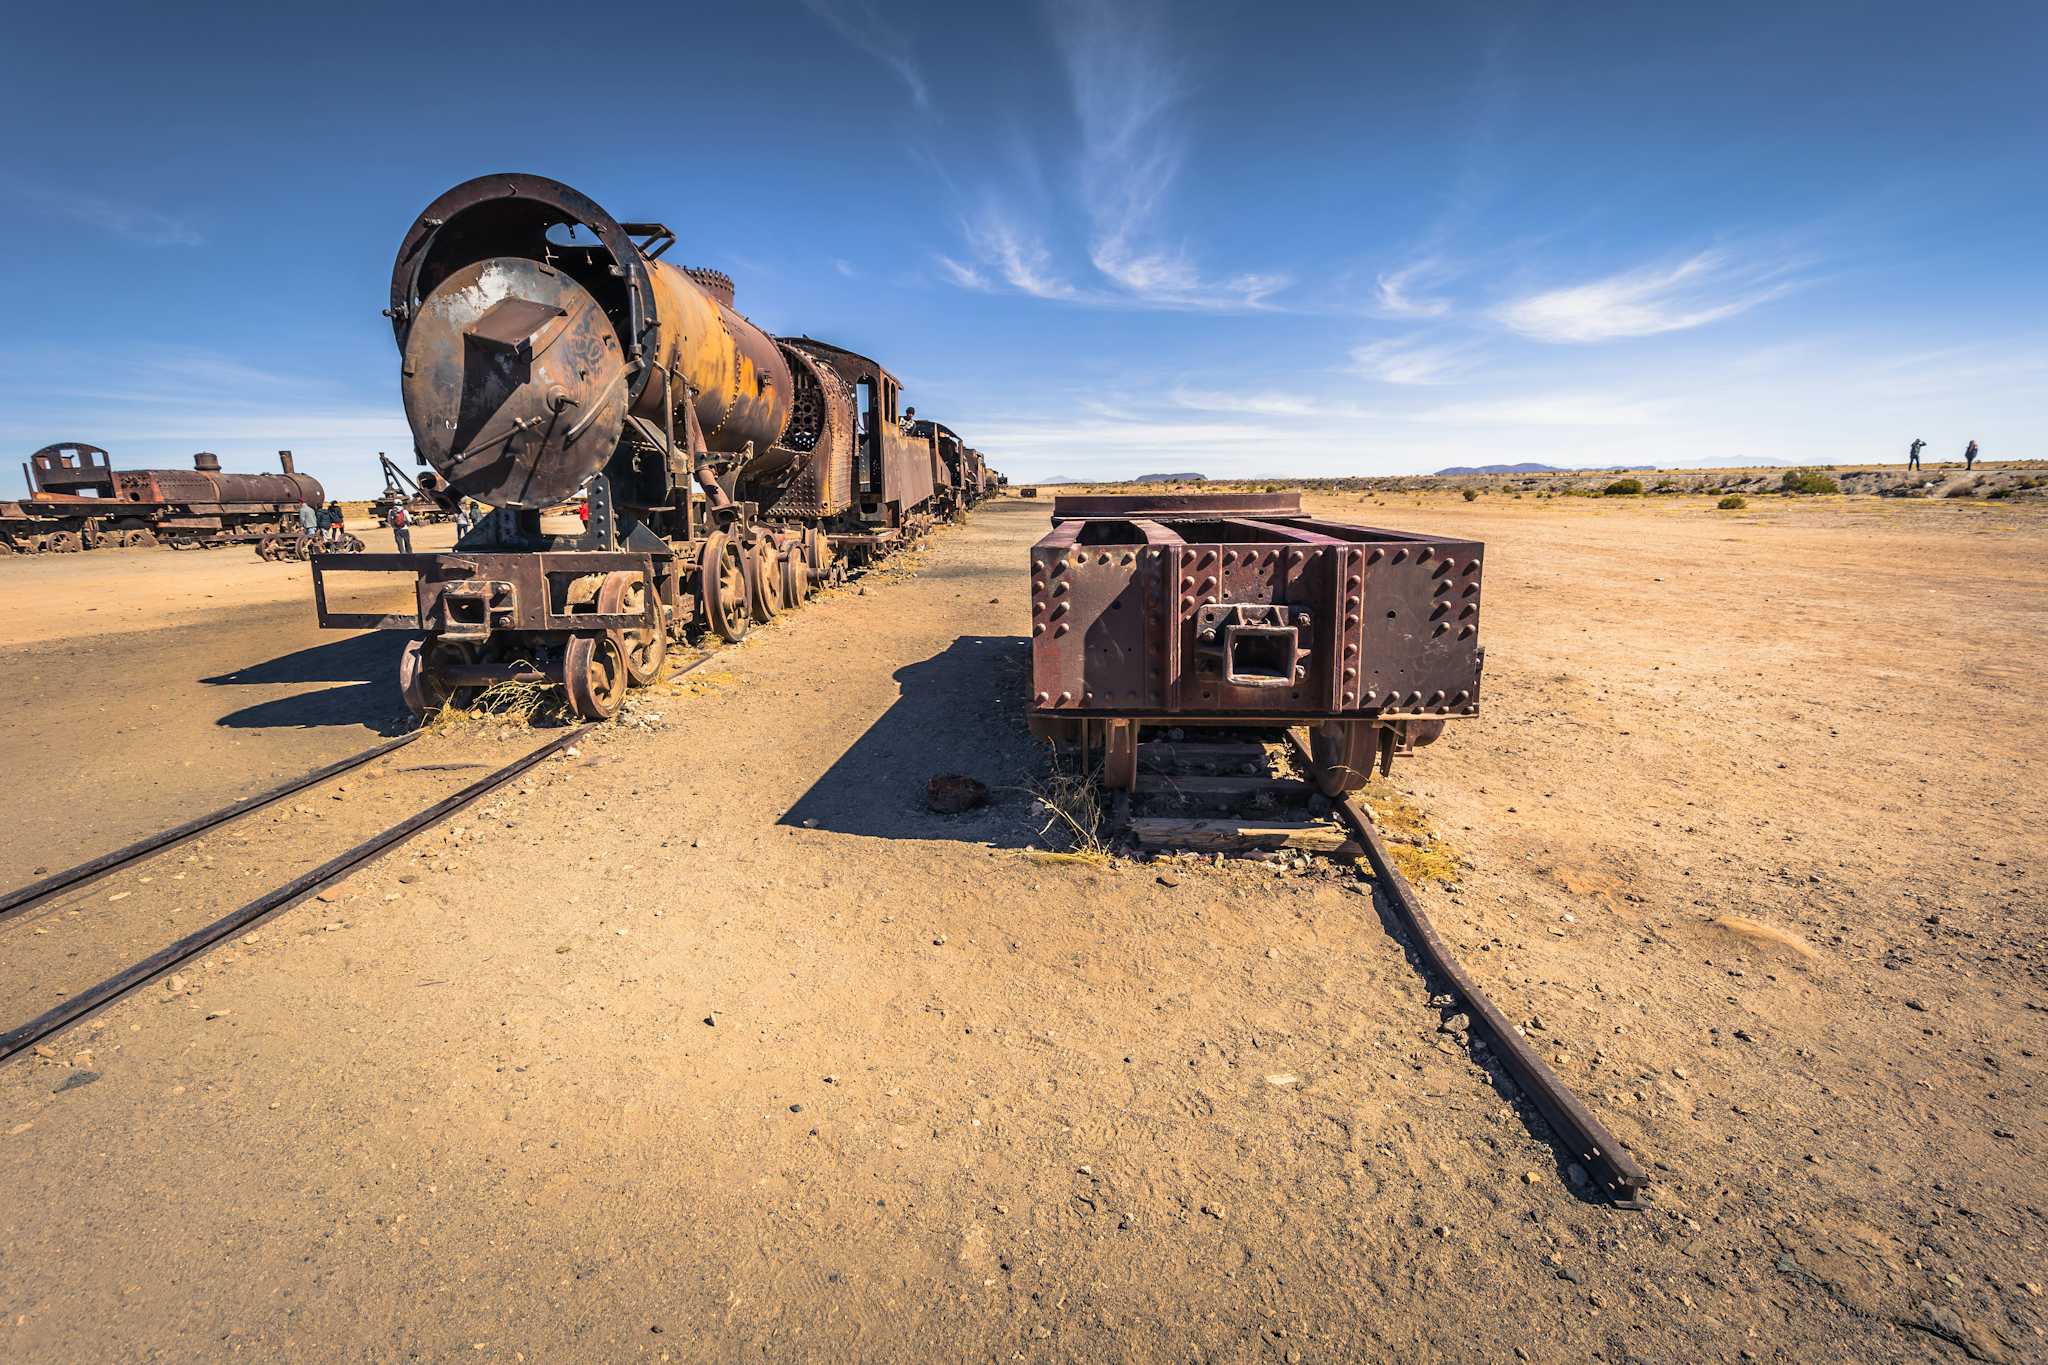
1, 443, 328, 554
1024, 491, 1647, 1204
309, 173, 999, 722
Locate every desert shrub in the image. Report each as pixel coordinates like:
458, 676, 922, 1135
1603, 478, 1644, 496
1461, 488, 1479, 501
1716, 494, 1747, 510
1780, 469, 1839, 495
1651, 481, 1680, 494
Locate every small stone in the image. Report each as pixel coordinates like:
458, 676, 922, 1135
1522, 1171, 1540, 1185
1904, 998, 1927, 1011
1264, 1073, 1301, 1087
1200, 1202, 1226, 1221
165, 974, 187, 995
1559, 1267, 1583, 1284
926, 774, 988, 814
1565, 1163, 1588, 1189
932, 935, 948, 947
206, 1010, 231, 1021
1156, 872, 1180, 887
703, 1016, 716, 1027
53, 1070, 100, 1094
108, 891, 130, 902
789, 1103, 803, 1114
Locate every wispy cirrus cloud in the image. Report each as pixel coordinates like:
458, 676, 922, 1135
1350, 336, 1480, 386
1495, 250, 1800, 343
799, 0, 930, 111
934, 0, 1288, 311
1374, 259, 1454, 318
13, 182, 203, 246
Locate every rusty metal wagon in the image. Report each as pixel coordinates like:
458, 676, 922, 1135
1027, 491, 1483, 791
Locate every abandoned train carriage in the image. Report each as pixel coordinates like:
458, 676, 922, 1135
1, 443, 325, 553
311, 172, 998, 720
1027, 492, 1484, 793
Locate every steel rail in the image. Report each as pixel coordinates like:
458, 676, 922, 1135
0, 725, 592, 1066
0, 731, 425, 921
1285, 731, 1651, 1207
2, 649, 719, 1068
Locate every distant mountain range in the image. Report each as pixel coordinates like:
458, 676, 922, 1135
1432, 462, 1564, 475
1134, 472, 1206, 483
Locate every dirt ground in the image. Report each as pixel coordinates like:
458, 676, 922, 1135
0, 489, 2041, 1361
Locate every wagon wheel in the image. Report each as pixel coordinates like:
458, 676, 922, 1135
698, 531, 749, 643
0, 539, 15, 555
1309, 720, 1374, 796
1103, 720, 1140, 792
744, 539, 783, 622
562, 633, 627, 721
398, 638, 478, 717
780, 549, 811, 607
596, 570, 666, 686
48, 531, 83, 553
126, 529, 157, 548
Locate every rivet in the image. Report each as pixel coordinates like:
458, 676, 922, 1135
1032, 623, 1045, 636
1459, 625, 1475, 639
1119, 553, 1134, 565
1348, 576, 1361, 590
1344, 643, 1358, 658
1345, 613, 1359, 628
1050, 602, 1068, 617
1430, 691, 1445, 704
1180, 577, 1195, 592
1343, 666, 1358, 681
1408, 691, 1422, 704
1418, 547, 1433, 561
1084, 691, 1095, 703
1034, 691, 1049, 704
1453, 690, 1469, 703
1199, 576, 1217, 592
1098, 552, 1111, 565
1052, 581, 1069, 596
1058, 691, 1073, 704
1222, 550, 1236, 566
1367, 549, 1383, 564
1054, 623, 1069, 636
1465, 560, 1480, 575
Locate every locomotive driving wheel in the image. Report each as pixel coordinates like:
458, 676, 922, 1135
399, 638, 478, 717
698, 532, 749, 643
48, 531, 83, 553
562, 633, 627, 721
803, 526, 832, 579
596, 570, 666, 686
745, 538, 783, 622
780, 549, 811, 607
1308, 720, 1374, 796
126, 530, 157, 548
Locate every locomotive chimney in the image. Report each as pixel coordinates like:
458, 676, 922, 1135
278, 449, 297, 475
193, 452, 221, 472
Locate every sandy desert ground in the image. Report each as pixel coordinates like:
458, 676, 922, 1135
0, 486, 2041, 1361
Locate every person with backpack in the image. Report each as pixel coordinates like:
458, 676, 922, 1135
390, 503, 413, 554
1907, 437, 1925, 471
1963, 439, 1979, 471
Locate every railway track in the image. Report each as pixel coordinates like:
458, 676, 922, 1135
0, 654, 711, 1069
1117, 729, 1651, 1207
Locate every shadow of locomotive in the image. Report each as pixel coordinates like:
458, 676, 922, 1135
780, 634, 1044, 847
203, 630, 416, 734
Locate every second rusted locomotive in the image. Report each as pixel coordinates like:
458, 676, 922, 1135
313, 173, 998, 719
2, 444, 325, 553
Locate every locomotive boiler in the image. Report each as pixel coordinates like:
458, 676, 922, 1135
312, 172, 998, 719
1, 443, 324, 553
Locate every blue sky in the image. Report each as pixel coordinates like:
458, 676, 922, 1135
2, 0, 2041, 497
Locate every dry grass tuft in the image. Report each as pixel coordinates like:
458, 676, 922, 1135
1022, 766, 1111, 864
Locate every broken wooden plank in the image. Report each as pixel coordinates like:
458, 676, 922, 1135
1146, 776, 1314, 798
1127, 816, 1359, 856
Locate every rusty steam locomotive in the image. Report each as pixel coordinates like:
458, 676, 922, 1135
313, 173, 997, 719
2, 443, 324, 553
